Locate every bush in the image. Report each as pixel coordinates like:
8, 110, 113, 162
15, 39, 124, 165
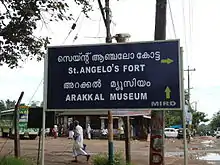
92, 153, 109, 165
92, 152, 132, 165
0, 156, 30, 165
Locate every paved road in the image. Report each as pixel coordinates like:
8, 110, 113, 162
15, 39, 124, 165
0, 136, 220, 164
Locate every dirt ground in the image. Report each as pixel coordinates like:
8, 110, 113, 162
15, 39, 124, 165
0, 136, 218, 165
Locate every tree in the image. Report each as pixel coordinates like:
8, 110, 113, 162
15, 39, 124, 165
30, 100, 40, 107
197, 124, 210, 135
192, 111, 209, 130
0, 0, 92, 68
0, 100, 6, 111
165, 90, 188, 127
5, 99, 16, 109
40, 101, 43, 107
165, 90, 209, 129
209, 110, 220, 130
165, 110, 182, 127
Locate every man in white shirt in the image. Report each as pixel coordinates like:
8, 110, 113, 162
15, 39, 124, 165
87, 124, 92, 140
119, 125, 124, 140
68, 122, 74, 139
72, 120, 90, 162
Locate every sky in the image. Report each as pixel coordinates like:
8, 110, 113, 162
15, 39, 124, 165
0, 0, 219, 119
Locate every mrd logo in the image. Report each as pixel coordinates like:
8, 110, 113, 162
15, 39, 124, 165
151, 101, 176, 107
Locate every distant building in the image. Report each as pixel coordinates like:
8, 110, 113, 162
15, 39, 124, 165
56, 110, 151, 139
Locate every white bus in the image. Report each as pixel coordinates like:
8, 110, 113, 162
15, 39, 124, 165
0, 106, 39, 139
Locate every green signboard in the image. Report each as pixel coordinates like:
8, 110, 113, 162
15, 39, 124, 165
18, 106, 39, 134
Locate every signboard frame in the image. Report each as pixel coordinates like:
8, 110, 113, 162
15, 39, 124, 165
43, 39, 183, 112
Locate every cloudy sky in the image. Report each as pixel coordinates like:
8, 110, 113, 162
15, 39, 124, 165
0, 0, 219, 119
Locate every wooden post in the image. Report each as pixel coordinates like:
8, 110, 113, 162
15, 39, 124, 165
14, 91, 24, 158
108, 111, 114, 164
104, 0, 114, 164
124, 116, 131, 163
37, 128, 42, 165
149, 0, 167, 165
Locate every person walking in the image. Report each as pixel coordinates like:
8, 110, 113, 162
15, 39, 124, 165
68, 121, 74, 139
72, 120, 90, 162
87, 124, 92, 140
130, 124, 134, 139
52, 125, 58, 139
119, 125, 124, 140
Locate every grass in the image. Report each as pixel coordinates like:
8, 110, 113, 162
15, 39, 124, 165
92, 151, 134, 165
0, 156, 32, 165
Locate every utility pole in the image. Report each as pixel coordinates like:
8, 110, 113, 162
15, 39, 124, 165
97, 0, 113, 163
181, 47, 188, 165
194, 102, 197, 111
14, 91, 24, 158
105, 0, 111, 43
149, 1, 167, 165
104, 0, 114, 164
115, 33, 131, 164
184, 66, 196, 103
98, 1, 131, 162
185, 66, 195, 148
184, 65, 195, 139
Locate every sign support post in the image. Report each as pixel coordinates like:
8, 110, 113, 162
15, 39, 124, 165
40, 106, 46, 165
105, 0, 114, 164
41, 49, 48, 165
14, 91, 24, 158
181, 47, 188, 165
108, 110, 114, 164
149, 0, 167, 164
124, 116, 131, 163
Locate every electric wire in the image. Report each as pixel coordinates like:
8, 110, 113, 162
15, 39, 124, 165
167, 23, 173, 39
28, 1, 94, 103
27, 78, 43, 105
96, 16, 103, 42
81, 2, 106, 42
168, 0, 177, 39
188, 0, 192, 45
188, 0, 194, 64
27, 7, 87, 105
73, 14, 86, 43
182, 0, 189, 65
63, 0, 93, 44
62, 11, 82, 44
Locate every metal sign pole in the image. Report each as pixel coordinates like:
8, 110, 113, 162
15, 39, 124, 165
181, 47, 188, 165
40, 108, 46, 165
40, 50, 48, 165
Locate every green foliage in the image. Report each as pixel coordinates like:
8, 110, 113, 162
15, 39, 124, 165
92, 153, 108, 165
209, 110, 220, 130
165, 110, 182, 127
30, 100, 40, 107
92, 152, 133, 165
0, 100, 6, 111
165, 91, 188, 127
192, 111, 209, 129
0, 0, 92, 68
0, 156, 31, 165
5, 99, 16, 109
165, 104, 209, 130
197, 124, 210, 135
